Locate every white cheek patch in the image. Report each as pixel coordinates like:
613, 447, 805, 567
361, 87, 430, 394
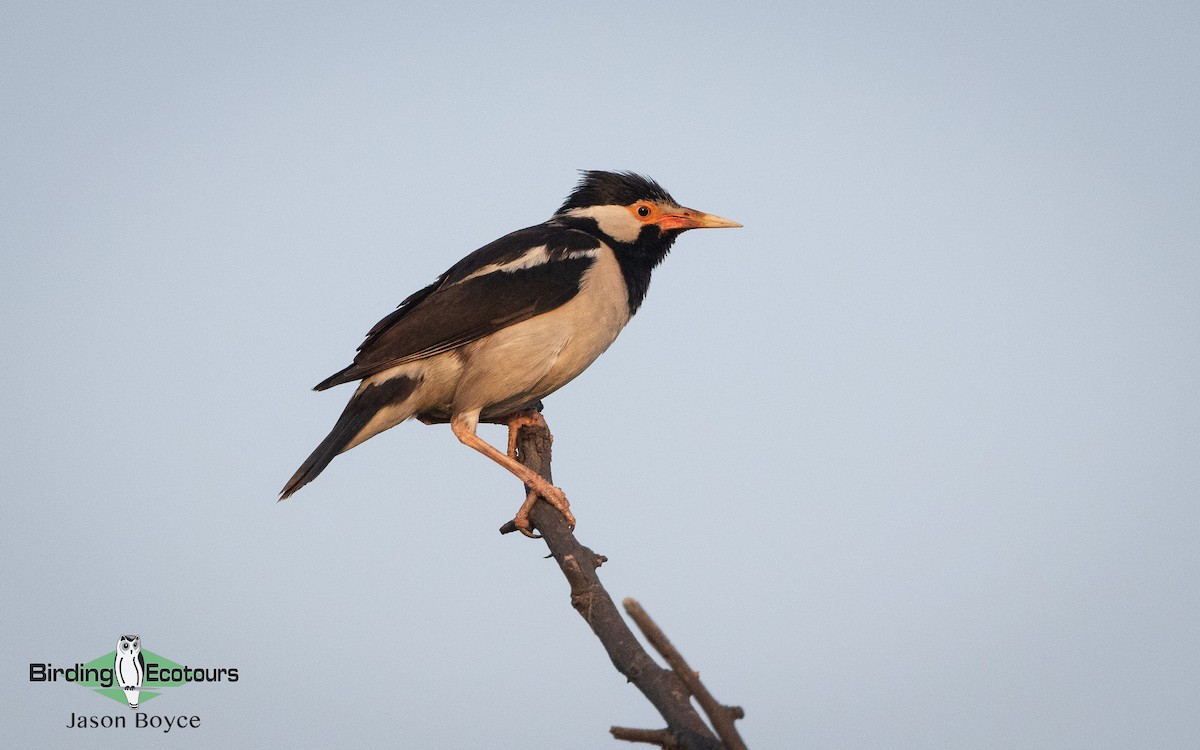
566, 205, 643, 243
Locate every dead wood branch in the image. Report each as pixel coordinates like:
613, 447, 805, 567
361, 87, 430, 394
624, 599, 748, 750
494, 412, 746, 749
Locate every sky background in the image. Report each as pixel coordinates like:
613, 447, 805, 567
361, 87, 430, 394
3, 1, 1198, 747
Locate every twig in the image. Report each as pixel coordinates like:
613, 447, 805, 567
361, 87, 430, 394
500, 415, 725, 750
611, 726, 684, 748
624, 599, 748, 750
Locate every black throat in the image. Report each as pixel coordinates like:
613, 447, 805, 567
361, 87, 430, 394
557, 216, 678, 314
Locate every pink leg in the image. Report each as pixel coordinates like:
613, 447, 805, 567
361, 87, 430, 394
451, 411, 575, 537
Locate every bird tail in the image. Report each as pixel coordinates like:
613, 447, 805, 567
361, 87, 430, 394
280, 375, 419, 500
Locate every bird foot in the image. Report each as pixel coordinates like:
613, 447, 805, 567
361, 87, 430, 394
511, 491, 543, 538
505, 408, 550, 459
512, 482, 576, 538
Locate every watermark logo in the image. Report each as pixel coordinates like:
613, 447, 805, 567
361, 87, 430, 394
28, 635, 239, 732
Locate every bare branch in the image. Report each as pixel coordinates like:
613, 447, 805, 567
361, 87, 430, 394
624, 599, 748, 750
611, 725, 685, 748
501, 415, 726, 750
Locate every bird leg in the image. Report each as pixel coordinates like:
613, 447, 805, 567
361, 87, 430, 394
505, 409, 551, 537
450, 412, 576, 538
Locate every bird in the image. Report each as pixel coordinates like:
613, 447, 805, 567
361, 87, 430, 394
281, 170, 741, 535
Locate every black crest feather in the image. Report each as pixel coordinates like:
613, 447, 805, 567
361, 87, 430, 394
556, 171, 677, 214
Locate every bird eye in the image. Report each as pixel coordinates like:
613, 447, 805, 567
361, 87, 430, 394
628, 202, 657, 222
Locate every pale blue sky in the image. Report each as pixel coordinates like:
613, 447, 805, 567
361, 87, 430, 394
3, 2, 1199, 747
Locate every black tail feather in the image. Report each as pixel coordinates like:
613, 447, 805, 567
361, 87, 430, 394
280, 375, 418, 499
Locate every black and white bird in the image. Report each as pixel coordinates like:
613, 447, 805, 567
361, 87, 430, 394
281, 171, 740, 535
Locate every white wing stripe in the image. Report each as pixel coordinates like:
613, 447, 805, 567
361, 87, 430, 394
458, 245, 598, 283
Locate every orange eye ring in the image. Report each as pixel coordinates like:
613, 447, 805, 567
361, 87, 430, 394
629, 201, 658, 222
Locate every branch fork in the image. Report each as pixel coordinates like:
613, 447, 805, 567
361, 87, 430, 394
497, 413, 748, 749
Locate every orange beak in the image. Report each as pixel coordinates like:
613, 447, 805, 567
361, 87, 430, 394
656, 206, 743, 232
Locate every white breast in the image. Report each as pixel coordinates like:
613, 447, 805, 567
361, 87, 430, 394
454, 244, 632, 418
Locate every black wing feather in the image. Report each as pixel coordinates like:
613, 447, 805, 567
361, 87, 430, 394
314, 224, 600, 390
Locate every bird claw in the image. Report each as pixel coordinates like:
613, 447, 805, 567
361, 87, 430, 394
538, 485, 576, 531
505, 408, 549, 459
512, 486, 575, 538
512, 516, 542, 539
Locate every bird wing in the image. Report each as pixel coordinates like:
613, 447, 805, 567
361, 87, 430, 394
314, 224, 603, 390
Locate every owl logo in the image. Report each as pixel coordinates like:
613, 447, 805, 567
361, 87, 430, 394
114, 635, 145, 709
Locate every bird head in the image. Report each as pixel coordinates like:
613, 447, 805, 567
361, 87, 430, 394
555, 171, 741, 246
